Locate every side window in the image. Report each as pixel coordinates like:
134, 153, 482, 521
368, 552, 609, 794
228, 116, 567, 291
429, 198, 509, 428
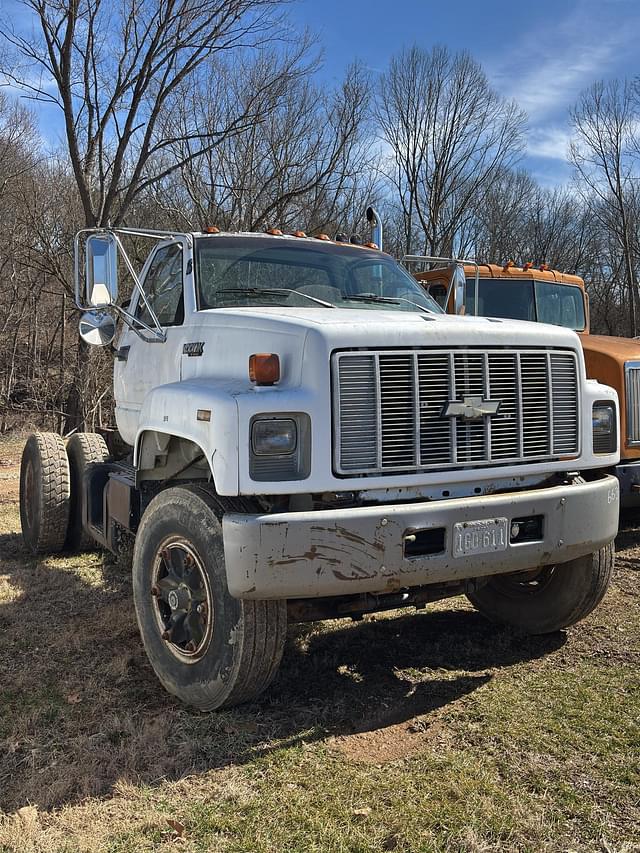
426, 283, 448, 309
137, 243, 184, 327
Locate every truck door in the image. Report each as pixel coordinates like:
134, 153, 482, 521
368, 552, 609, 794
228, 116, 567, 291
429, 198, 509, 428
113, 240, 186, 442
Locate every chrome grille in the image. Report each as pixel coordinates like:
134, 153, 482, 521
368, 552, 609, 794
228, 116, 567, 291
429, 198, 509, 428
551, 353, 580, 454
625, 361, 640, 444
333, 349, 580, 475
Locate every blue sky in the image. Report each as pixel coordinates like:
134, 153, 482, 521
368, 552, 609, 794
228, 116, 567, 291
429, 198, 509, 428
289, 0, 640, 186
2, 0, 638, 188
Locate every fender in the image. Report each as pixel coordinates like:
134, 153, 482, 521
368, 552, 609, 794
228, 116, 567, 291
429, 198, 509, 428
134, 378, 248, 495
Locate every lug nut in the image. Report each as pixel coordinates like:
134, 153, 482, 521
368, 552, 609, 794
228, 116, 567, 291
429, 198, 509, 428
161, 629, 173, 641
197, 603, 207, 615
151, 585, 161, 597
185, 641, 197, 652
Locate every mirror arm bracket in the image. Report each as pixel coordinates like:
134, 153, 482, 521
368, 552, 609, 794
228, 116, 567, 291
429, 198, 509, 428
74, 227, 167, 343
111, 303, 166, 343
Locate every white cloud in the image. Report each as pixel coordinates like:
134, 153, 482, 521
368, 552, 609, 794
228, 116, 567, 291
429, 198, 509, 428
487, 0, 640, 123
526, 126, 572, 161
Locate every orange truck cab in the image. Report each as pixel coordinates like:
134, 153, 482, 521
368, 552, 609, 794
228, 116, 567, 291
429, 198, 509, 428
414, 261, 640, 507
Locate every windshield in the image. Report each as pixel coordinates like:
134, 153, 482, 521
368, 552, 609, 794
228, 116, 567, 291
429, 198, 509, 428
465, 278, 586, 331
195, 237, 442, 314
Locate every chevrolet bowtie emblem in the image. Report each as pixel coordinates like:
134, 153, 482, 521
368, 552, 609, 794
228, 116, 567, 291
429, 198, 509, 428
442, 396, 501, 420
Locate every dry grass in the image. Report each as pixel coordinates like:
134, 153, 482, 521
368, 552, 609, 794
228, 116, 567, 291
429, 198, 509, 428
0, 434, 639, 852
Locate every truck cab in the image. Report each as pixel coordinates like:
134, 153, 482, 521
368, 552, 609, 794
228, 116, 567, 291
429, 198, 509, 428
19, 225, 620, 711
415, 261, 640, 506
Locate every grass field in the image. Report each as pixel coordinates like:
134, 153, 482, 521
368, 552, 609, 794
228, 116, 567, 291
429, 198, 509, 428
0, 434, 639, 852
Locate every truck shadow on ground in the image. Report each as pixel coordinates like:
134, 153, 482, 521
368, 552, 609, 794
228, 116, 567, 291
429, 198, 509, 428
0, 529, 565, 812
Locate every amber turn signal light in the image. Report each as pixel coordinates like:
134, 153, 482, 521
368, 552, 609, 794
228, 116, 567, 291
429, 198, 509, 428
205, 225, 220, 233
249, 353, 280, 386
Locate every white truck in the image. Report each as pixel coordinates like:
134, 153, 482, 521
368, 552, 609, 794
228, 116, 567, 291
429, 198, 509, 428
19, 213, 621, 710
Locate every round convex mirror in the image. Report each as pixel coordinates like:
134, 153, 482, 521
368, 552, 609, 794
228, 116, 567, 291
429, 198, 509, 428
78, 310, 116, 347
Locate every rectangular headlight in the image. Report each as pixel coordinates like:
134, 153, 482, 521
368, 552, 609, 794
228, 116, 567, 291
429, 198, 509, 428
250, 414, 311, 481
252, 418, 297, 456
592, 402, 616, 454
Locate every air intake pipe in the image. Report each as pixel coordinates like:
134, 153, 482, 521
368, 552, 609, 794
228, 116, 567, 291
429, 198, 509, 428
366, 206, 382, 251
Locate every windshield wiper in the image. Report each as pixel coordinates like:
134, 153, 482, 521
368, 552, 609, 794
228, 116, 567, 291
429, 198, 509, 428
343, 294, 430, 313
216, 287, 335, 308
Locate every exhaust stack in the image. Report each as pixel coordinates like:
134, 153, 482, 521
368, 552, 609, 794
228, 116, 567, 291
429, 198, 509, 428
366, 206, 382, 251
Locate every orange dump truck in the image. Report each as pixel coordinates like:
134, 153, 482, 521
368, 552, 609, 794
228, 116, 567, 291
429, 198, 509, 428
414, 261, 640, 507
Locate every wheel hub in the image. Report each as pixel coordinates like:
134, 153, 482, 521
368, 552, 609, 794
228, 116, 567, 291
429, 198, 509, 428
151, 540, 213, 662
167, 586, 192, 611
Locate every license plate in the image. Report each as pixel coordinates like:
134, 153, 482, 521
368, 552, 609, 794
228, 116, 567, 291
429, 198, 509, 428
452, 518, 509, 558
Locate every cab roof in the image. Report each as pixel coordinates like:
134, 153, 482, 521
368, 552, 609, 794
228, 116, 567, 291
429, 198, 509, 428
466, 263, 584, 287
415, 263, 584, 288
195, 230, 383, 255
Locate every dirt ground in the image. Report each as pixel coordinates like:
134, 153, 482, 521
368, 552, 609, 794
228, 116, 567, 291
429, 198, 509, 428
0, 435, 638, 852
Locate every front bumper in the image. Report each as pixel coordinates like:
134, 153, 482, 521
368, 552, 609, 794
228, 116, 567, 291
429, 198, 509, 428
222, 474, 620, 600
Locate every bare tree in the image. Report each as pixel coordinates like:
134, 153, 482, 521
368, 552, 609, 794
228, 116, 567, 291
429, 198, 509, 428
570, 79, 640, 335
468, 170, 596, 273
1, 0, 308, 429
0, 94, 87, 431
151, 60, 376, 235
377, 45, 525, 258
1, 0, 299, 229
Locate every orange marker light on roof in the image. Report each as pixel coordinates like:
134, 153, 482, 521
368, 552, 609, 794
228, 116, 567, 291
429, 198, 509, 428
364, 242, 379, 249
265, 228, 283, 236
523, 261, 533, 271
205, 226, 220, 234
503, 260, 515, 271
249, 353, 280, 386
292, 230, 307, 238
315, 233, 331, 241
539, 263, 549, 271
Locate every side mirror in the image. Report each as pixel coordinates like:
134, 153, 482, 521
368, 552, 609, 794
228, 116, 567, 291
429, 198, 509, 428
452, 264, 466, 315
78, 310, 116, 347
86, 233, 118, 306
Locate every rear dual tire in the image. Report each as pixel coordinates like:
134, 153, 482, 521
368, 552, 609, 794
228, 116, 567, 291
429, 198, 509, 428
65, 432, 109, 550
19, 432, 70, 555
19, 431, 109, 554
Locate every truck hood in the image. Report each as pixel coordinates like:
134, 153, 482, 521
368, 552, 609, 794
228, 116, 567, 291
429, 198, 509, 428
583, 333, 640, 363
182, 307, 585, 390
198, 306, 582, 352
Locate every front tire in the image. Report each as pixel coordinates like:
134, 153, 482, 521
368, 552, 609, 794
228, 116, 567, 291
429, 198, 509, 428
466, 543, 614, 634
132, 485, 287, 710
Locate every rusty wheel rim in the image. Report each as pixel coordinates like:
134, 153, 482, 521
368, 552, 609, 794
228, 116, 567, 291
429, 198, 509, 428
151, 538, 214, 663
